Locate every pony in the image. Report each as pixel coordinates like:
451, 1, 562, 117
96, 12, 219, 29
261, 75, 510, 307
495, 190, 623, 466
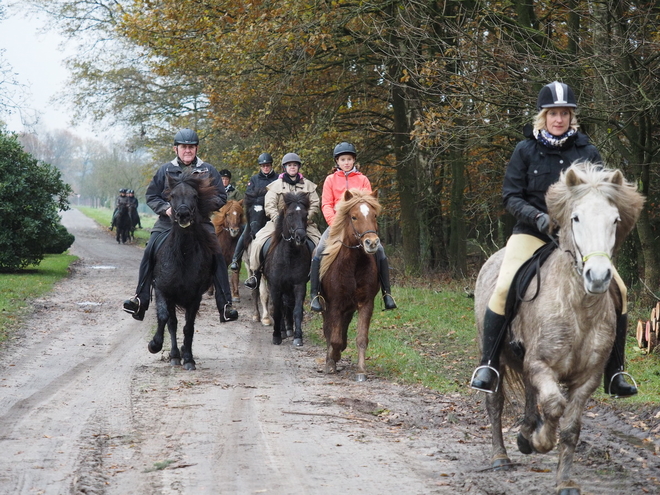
211, 199, 244, 303
115, 202, 132, 244
243, 192, 271, 325
263, 192, 312, 346
129, 204, 140, 241
475, 162, 644, 495
147, 168, 221, 370
320, 189, 382, 382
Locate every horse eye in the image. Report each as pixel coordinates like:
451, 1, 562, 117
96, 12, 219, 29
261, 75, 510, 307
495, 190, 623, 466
351, 216, 357, 221
571, 214, 579, 223
615, 216, 621, 224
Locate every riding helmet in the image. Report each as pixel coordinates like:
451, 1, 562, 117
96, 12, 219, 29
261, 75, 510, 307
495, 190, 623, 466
258, 152, 273, 165
281, 152, 302, 168
173, 128, 200, 146
119, 188, 126, 193
536, 81, 577, 111
219, 169, 232, 179
333, 142, 357, 159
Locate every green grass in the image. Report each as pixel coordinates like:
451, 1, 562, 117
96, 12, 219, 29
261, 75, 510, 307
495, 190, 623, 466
76, 206, 156, 246
306, 282, 660, 404
0, 253, 78, 342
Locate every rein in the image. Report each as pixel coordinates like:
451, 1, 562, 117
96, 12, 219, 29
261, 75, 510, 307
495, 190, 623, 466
341, 208, 378, 250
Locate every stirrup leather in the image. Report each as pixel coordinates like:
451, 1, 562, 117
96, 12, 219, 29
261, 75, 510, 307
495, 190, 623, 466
470, 365, 500, 394
607, 371, 638, 398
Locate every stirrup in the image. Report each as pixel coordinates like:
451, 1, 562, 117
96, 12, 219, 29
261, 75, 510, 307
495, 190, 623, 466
470, 365, 500, 394
607, 371, 638, 398
310, 294, 326, 312
122, 296, 141, 314
244, 275, 258, 290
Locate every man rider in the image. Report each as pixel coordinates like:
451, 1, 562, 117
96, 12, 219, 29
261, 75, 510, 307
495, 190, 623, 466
122, 128, 239, 323
126, 189, 142, 228
110, 188, 129, 231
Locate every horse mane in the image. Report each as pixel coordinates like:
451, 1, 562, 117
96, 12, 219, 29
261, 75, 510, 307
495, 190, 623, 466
212, 200, 243, 229
320, 189, 381, 279
269, 192, 310, 251
545, 161, 644, 251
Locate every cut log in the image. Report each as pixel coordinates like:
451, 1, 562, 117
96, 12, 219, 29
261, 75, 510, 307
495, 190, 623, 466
637, 320, 646, 349
648, 326, 658, 354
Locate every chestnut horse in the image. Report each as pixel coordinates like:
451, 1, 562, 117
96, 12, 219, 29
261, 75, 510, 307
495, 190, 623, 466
212, 200, 244, 302
319, 189, 381, 382
475, 163, 644, 495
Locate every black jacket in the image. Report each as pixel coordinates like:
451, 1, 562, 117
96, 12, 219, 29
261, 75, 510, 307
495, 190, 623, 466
245, 169, 278, 206
503, 128, 602, 241
146, 157, 226, 233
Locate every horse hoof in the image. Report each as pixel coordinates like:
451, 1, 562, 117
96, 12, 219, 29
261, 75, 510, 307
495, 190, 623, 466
261, 318, 272, 326
492, 457, 513, 471
148, 341, 162, 354
355, 373, 367, 382
325, 360, 337, 374
170, 358, 181, 366
251, 315, 260, 322
272, 336, 282, 345
183, 362, 196, 371
517, 433, 534, 455
287, 330, 294, 337
293, 338, 303, 347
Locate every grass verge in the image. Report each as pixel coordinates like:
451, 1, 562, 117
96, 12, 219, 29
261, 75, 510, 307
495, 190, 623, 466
75, 206, 156, 246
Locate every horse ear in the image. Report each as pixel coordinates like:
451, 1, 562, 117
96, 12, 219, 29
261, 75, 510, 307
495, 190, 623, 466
565, 168, 583, 188
370, 190, 378, 198
344, 190, 354, 201
610, 169, 624, 186
238, 199, 244, 206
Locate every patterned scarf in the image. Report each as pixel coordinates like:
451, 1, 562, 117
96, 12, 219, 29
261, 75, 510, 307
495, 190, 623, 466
280, 172, 303, 185
534, 128, 577, 149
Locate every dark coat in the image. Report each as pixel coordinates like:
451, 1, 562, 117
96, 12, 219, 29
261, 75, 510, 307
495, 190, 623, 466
245, 169, 278, 207
503, 128, 602, 241
147, 157, 226, 233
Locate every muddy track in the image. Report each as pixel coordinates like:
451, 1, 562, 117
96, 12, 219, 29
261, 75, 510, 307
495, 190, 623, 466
0, 208, 657, 495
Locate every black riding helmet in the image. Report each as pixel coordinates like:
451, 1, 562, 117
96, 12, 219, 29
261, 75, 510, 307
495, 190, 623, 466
333, 142, 357, 159
536, 81, 577, 111
173, 128, 199, 146
258, 152, 273, 165
219, 169, 232, 179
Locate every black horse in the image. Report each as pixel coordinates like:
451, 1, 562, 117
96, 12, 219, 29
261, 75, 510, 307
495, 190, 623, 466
263, 192, 312, 346
115, 202, 132, 244
147, 169, 221, 370
128, 204, 140, 241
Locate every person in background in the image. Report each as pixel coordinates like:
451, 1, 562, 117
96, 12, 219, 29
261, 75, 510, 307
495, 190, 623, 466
110, 188, 129, 231
309, 142, 396, 312
219, 169, 244, 202
126, 189, 142, 228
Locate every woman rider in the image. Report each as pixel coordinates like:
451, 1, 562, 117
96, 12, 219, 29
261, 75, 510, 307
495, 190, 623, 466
470, 81, 637, 398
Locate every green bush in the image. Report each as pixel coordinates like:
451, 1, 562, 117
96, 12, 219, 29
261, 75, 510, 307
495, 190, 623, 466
0, 131, 73, 271
45, 223, 75, 254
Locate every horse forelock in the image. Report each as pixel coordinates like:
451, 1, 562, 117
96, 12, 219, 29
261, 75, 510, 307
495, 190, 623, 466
320, 190, 381, 279
546, 162, 644, 251
271, 192, 309, 250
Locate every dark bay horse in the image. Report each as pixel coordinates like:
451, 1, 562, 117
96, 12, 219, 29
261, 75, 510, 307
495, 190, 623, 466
475, 163, 644, 495
263, 192, 312, 346
319, 189, 381, 382
244, 194, 271, 325
148, 169, 221, 370
115, 202, 132, 244
212, 199, 244, 302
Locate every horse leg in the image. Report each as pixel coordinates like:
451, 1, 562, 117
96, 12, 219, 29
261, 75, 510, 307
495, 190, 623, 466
323, 311, 352, 374
259, 278, 271, 326
555, 379, 600, 495
165, 303, 181, 366
180, 301, 201, 371
529, 361, 567, 454
354, 301, 375, 382
231, 270, 240, 303
148, 295, 170, 355
271, 286, 283, 345
291, 284, 305, 347
518, 380, 541, 455
486, 382, 512, 470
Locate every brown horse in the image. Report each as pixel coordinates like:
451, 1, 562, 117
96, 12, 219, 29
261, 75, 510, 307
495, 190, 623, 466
320, 189, 381, 382
475, 163, 644, 495
211, 200, 244, 303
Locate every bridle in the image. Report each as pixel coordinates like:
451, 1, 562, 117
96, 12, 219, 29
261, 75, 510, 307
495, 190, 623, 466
341, 206, 378, 250
566, 217, 613, 277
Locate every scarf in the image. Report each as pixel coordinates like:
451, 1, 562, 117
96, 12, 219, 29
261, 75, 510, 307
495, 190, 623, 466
280, 172, 303, 185
534, 128, 577, 149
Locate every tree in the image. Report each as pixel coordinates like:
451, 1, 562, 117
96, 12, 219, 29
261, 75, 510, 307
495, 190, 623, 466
0, 130, 73, 270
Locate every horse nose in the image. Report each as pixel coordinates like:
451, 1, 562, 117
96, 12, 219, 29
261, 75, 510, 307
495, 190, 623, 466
363, 236, 381, 254
584, 266, 612, 294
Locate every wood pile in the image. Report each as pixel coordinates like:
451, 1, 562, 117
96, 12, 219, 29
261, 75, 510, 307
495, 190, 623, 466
637, 301, 660, 354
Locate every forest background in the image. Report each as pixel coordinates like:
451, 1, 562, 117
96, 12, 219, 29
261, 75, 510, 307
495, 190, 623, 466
12, 0, 660, 301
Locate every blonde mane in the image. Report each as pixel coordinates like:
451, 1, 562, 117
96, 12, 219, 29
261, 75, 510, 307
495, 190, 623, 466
320, 189, 381, 279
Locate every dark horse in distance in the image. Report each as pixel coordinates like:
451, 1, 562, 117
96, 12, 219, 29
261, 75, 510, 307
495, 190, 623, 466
115, 201, 132, 244
147, 168, 221, 370
263, 192, 312, 346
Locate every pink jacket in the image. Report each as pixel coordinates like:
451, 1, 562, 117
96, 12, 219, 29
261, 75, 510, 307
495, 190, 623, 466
321, 168, 372, 225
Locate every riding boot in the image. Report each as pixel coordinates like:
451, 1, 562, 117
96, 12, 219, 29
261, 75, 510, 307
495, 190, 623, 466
375, 248, 397, 310
309, 256, 324, 312
214, 253, 238, 322
122, 232, 163, 320
245, 270, 260, 290
603, 313, 637, 397
230, 226, 247, 272
470, 308, 507, 393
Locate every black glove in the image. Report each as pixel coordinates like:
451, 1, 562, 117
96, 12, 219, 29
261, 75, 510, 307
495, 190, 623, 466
250, 221, 259, 239
535, 213, 550, 234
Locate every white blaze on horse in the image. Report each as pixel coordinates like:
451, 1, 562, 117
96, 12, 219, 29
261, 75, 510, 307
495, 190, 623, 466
475, 162, 644, 495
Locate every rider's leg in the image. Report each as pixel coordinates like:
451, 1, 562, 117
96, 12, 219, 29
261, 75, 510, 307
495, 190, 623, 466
123, 230, 166, 320
375, 245, 397, 310
470, 234, 545, 392
310, 227, 330, 312
110, 207, 118, 230
246, 222, 274, 290
604, 271, 637, 397
230, 224, 247, 272
213, 253, 239, 322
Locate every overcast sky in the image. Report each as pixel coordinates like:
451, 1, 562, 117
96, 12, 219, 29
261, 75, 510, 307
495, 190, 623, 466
0, 8, 102, 139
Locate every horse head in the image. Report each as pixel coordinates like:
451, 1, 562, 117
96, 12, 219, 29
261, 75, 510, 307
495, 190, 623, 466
280, 192, 309, 247
546, 162, 644, 295
214, 200, 244, 237
165, 169, 215, 229
343, 189, 381, 255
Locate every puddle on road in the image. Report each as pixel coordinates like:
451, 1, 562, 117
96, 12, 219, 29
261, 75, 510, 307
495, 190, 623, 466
91, 265, 116, 270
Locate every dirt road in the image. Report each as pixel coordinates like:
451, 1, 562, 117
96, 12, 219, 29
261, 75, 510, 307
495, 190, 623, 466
0, 208, 657, 495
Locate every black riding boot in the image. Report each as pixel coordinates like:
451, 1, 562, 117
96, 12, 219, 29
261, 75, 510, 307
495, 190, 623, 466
214, 254, 238, 322
245, 269, 260, 290
122, 231, 165, 320
603, 313, 637, 397
375, 249, 397, 310
309, 256, 324, 312
470, 308, 507, 393
230, 225, 247, 272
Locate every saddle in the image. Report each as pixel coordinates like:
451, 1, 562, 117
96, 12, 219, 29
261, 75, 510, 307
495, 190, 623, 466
258, 237, 315, 264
